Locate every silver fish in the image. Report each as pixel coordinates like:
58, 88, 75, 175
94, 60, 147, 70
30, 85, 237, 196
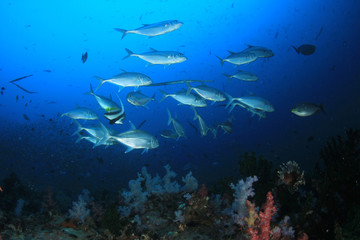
242, 45, 274, 58
123, 48, 187, 66
94, 70, 152, 91
223, 70, 258, 82
62, 107, 98, 120
115, 20, 183, 39
102, 121, 158, 153
186, 83, 226, 102
167, 108, 185, 139
127, 91, 155, 108
160, 129, 179, 139
192, 107, 208, 137
291, 103, 324, 117
160, 90, 207, 107
216, 50, 258, 66
227, 95, 274, 113
85, 84, 121, 112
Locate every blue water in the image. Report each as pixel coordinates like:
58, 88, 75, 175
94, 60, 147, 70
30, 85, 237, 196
0, 0, 359, 195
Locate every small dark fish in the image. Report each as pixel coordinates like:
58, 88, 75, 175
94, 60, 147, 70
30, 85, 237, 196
29, 100, 32, 103
137, 120, 147, 129
22, 96, 24, 99
0, 91, 3, 95
49, 118, 53, 122
41, 114, 45, 117
274, 30, 279, 39
1, 87, 4, 90
43, 69, 52, 73
307, 136, 314, 142
25, 103, 28, 107
81, 52, 88, 63
292, 44, 316, 55
16, 95, 19, 102
23, 114, 30, 121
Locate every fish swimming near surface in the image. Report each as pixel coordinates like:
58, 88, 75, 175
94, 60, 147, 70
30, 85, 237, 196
115, 20, 183, 39
186, 83, 226, 102
223, 70, 259, 82
98, 121, 159, 153
291, 103, 325, 117
292, 44, 316, 55
126, 91, 155, 108
241, 45, 274, 58
216, 51, 258, 66
94, 70, 152, 92
167, 108, 185, 139
62, 107, 98, 120
160, 129, 179, 139
82, 52, 88, 63
160, 90, 207, 107
123, 48, 187, 66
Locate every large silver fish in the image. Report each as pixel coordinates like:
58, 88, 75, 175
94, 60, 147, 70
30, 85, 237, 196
291, 103, 324, 117
100, 121, 159, 153
62, 107, 98, 120
123, 48, 187, 66
242, 45, 274, 58
223, 70, 258, 82
186, 83, 226, 102
94, 70, 152, 91
227, 94, 274, 113
216, 51, 258, 66
115, 20, 183, 39
160, 129, 179, 139
167, 108, 185, 139
126, 91, 155, 108
160, 90, 207, 107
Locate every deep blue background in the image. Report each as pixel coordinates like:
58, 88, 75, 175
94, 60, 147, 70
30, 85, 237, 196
1, 0, 359, 195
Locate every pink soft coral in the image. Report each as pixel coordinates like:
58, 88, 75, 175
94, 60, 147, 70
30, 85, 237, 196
248, 192, 277, 240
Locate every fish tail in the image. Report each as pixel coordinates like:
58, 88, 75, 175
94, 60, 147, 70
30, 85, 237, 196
94, 122, 111, 148
224, 92, 234, 108
319, 104, 326, 114
185, 82, 193, 95
72, 119, 84, 136
216, 55, 224, 66
222, 73, 232, 82
84, 83, 95, 96
192, 106, 199, 121
228, 103, 238, 113
159, 90, 169, 103
167, 108, 172, 126
75, 134, 85, 144
114, 28, 128, 39
94, 76, 106, 91
291, 46, 300, 54
122, 48, 134, 60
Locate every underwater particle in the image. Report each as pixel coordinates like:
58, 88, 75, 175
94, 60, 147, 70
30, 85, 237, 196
277, 161, 305, 194
292, 44, 316, 55
81, 52, 88, 63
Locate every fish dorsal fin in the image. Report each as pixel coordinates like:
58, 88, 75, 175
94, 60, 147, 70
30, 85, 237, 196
227, 50, 235, 54
150, 47, 158, 52
119, 69, 127, 73
129, 120, 136, 130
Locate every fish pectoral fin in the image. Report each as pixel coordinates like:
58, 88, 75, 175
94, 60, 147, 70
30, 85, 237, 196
149, 47, 158, 52
141, 148, 148, 154
125, 146, 134, 154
